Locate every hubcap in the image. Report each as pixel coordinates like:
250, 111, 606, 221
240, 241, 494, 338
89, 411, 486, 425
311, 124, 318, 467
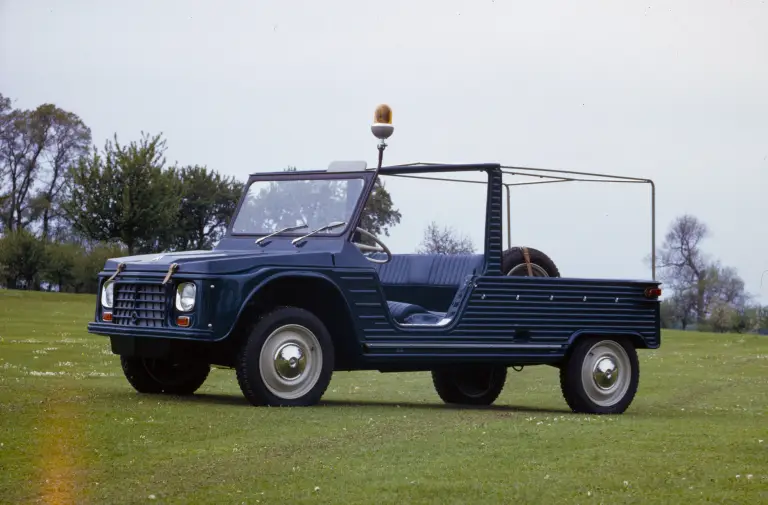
592, 356, 618, 389
580, 341, 631, 407
258, 324, 322, 400
274, 343, 306, 380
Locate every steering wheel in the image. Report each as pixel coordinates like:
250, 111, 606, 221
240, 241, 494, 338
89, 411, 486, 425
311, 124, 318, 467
352, 227, 392, 264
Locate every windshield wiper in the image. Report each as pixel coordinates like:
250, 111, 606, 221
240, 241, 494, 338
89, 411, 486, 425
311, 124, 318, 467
255, 223, 308, 245
291, 221, 346, 246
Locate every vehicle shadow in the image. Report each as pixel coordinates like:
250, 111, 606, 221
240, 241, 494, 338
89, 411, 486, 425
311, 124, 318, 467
161, 393, 571, 415
319, 399, 571, 415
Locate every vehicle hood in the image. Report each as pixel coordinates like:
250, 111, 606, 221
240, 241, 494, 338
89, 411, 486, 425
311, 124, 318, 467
102, 248, 336, 276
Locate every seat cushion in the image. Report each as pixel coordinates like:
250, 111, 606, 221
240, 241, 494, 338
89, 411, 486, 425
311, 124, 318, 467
387, 300, 429, 322
386, 301, 446, 325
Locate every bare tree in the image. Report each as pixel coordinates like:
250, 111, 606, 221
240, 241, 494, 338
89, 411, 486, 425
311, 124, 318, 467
0, 96, 91, 237
658, 214, 748, 326
416, 221, 475, 254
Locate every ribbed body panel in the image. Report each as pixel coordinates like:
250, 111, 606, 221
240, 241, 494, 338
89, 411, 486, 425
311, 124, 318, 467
337, 272, 660, 360
484, 168, 503, 274
457, 277, 659, 347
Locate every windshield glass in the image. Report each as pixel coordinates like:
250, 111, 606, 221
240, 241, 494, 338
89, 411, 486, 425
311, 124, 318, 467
231, 177, 366, 235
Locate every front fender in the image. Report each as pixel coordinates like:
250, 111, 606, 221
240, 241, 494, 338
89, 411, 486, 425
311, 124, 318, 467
216, 269, 354, 342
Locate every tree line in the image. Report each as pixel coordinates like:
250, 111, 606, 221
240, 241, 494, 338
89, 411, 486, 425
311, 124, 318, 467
1, 91, 764, 334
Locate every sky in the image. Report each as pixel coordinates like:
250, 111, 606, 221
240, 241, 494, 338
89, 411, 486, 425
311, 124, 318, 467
1, 0, 767, 301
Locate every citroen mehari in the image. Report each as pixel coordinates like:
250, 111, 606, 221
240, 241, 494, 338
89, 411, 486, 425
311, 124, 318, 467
87, 105, 661, 414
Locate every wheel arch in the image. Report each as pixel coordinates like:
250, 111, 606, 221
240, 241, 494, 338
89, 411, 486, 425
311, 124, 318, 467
228, 271, 361, 369
566, 330, 649, 353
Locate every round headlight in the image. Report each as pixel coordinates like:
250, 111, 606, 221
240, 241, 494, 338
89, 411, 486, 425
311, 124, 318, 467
175, 282, 196, 312
101, 281, 114, 308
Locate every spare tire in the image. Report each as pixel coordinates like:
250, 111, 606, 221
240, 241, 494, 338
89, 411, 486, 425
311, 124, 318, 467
501, 246, 560, 277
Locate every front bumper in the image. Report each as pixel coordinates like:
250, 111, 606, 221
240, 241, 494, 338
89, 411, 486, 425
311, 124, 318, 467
87, 322, 215, 341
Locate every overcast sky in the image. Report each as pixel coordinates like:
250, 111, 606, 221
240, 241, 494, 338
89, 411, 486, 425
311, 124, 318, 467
1, 0, 766, 301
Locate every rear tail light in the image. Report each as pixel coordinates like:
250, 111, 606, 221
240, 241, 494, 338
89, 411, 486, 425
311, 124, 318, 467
644, 287, 662, 298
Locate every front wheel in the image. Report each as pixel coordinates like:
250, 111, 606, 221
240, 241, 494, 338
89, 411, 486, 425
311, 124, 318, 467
432, 365, 508, 406
236, 306, 335, 407
559, 337, 639, 414
120, 357, 210, 395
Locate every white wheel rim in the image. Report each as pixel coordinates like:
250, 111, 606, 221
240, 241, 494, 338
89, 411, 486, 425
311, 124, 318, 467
580, 340, 631, 407
259, 324, 322, 400
506, 263, 550, 277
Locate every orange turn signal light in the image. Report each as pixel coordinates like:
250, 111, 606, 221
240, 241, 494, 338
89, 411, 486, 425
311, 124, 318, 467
644, 287, 662, 298
176, 316, 190, 327
102, 312, 113, 322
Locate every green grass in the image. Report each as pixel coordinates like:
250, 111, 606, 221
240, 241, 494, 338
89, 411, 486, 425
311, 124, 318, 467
1, 289, 767, 504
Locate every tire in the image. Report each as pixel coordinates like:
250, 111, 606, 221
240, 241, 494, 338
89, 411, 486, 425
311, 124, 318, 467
559, 336, 639, 414
120, 356, 210, 395
431, 365, 508, 406
502, 246, 560, 277
236, 306, 335, 407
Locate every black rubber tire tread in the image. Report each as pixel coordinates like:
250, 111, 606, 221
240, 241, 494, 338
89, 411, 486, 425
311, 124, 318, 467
559, 336, 639, 415
235, 306, 335, 407
120, 356, 211, 395
501, 246, 560, 277
431, 365, 508, 406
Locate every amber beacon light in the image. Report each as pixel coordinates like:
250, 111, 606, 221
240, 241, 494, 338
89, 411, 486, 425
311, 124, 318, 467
371, 104, 394, 140
372, 104, 394, 169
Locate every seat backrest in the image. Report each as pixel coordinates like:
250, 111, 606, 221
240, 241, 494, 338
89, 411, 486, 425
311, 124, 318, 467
372, 254, 435, 284
427, 254, 484, 286
372, 253, 484, 287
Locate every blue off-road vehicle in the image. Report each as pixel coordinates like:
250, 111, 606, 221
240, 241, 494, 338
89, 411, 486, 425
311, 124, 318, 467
88, 106, 661, 414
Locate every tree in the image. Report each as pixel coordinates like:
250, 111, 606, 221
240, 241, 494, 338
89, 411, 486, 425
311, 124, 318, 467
658, 214, 748, 330
0, 229, 47, 289
416, 221, 475, 254
64, 132, 182, 255
0, 103, 48, 232
359, 177, 401, 240
0, 93, 12, 232
0, 95, 91, 240
171, 165, 243, 250
33, 105, 91, 240
40, 241, 80, 291
0, 98, 91, 236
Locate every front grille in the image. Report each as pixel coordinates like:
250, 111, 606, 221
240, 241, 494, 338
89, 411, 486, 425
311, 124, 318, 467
113, 283, 168, 327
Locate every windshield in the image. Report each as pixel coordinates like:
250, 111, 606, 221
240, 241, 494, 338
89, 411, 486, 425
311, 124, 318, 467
231, 177, 366, 235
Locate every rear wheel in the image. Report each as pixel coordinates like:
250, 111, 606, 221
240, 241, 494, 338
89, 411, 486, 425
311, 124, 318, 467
502, 246, 560, 277
120, 357, 210, 395
236, 306, 335, 407
432, 365, 507, 405
559, 336, 639, 414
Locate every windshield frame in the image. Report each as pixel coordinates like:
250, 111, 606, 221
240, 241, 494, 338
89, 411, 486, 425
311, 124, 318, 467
226, 170, 376, 240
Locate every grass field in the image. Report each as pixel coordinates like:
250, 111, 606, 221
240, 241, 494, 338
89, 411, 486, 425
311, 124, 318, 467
1, 289, 767, 504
